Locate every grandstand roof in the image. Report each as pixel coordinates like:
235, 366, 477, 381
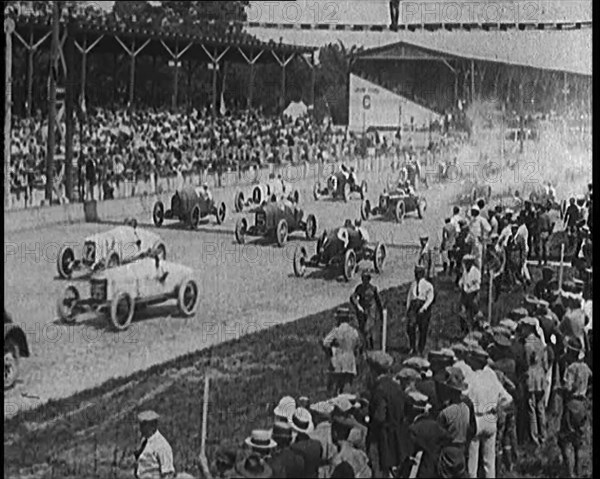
247, 28, 591, 76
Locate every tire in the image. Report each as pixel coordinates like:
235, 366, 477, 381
276, 219, 289, 247
106, 251, 120, 269
252, 186, 262, 204
4, 339, 20, 390
361, 199, 371, 221
235, 192, 245, 213
395, 201, 405, 223
57, 245, 75, 279
293, 246, 308, 277
306, 214, 317, 240
343, 183, 351, 202
189, 205, 201, 230
417, 198, 427, 219
177, 278, 199, 317
110, 291, 135, 331
360, 180, 368, 199
235, 218, 248, 245
343, 249, 357, 281
373, 243, 387, 273
215, 202, 226, 224
57, 285, 80, 324
313, 183, 321, 201
153, 201, 165, 227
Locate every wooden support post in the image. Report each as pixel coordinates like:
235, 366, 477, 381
212, 60, 218, 116
310, 52, 316, 117
64, 25, 75, 201
382, 309, 388, 352
470, 60, 475, 104
199, 374, 213, 479
172, 57, 179, 111
558, 244, 565, 290
280, 61, 286, 112
129, 39, 136, 106
248, 61, 255, 109
26, 29, 34, 117
488, 270, 494, 325
151, 55, 157, 106
5, 18, 15, 209
46, 1, 61, 203
80, 36, 87, 107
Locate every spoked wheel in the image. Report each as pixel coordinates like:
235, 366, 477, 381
252, 186, 262, 204
4, 340, 20, 390
293, 246, 308, 277
361, 200, 371, 221
57, 246, 75, 279
215, 202, 226, 224
177, 279, 199, 317
235, 218, 248, 245
305, 214, 317, 240
235, 192, 245, 213
57, 285, 81, 324
373, 243, 387, 273
153, 201, 165, 227
395, 201, 405, 223
276, 219, 289, 247
343, 249, 357, 281
110, 291, 135, 331
189, 205, 201, 230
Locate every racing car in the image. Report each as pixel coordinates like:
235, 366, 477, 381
360, 184, 427, 223
56, 256, 200, 331
234, 200, 317, 247
234, 180, 300, 213
292, 223, 386, 281
56, 220, 167, 279
4, 308, 30, 389
313, 170, 367, 202
152, 186, 226, 229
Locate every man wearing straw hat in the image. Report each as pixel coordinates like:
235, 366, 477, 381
322, 307, 361, 395
134, 410, 176, 479
289, 407, 323, 478
233, 454, 273, 479
267, 422, 305, 479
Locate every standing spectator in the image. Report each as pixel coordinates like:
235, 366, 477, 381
134, 411, 176, 479
563, 197, 580, 249
330, 416, 372, 478
534, 266, 556, 304
406, 265, 435, 355
514, 214, 531, 285
289, 408, 323, 478
365, 351, 411, 478
488, 209, 499, 236
322, 307, 361, 395
417, 235, 435, 281
85, 154, 97, 201
536, 205, 553, 265
458, 255, 481, 334
350, 272, 384, 351
468, 204, 491, 270
267, 422, 306, 478
450, 206, 462, 232
441, 218, 458, 275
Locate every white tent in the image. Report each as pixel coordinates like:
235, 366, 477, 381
283, 101, 308, 120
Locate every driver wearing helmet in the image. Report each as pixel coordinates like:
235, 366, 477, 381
355, 219, 370, 246
201, 183, 213, 202
349, 167, 358, 186
340, 163, 350, 181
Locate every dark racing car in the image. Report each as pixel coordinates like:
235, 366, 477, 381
152, 186, 226, 229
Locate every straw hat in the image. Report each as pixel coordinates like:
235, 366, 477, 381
244, 430, 277, 451
289, 407, 315, 434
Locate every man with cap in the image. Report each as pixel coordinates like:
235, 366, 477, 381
436, 366, 472, 478
406, 264, 435, 355
350, 271, 384, 351
365, 350, 411, 478
213, 445, 238, 479
464, 343, 513, 478
450, 343, 474, 385
267, 422, 306, 478
289, 407, 323, 478
557, 337, 592, 478
450, 206, 463, 232
395, 367, 422, 395
323, 307, 361, 395
458, 254, 481, 334
534, 266, 555, 304
520, 316, 549, 447
469, 203, 491, 270
330, 416, 372, 478
417, 234, 435, 281
134, 410, 176, 479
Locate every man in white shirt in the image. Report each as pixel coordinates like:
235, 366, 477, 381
450, 206, 462, 233
406, 265, 435, 355
514, 215, 531, 284
135, 411, 176, 479
469, 205, 491, 270
458, 255, 481, 333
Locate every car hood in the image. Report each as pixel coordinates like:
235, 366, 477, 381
92, 258, 192, 281
84, 226, 161, 248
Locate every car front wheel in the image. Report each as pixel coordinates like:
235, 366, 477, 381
343, 249, 357, 281
276, 219, 289, 247
4, 340, 20, 390
177, 279, 199, 317
110, 291, 135, 331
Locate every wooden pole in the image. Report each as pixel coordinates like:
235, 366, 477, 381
46, 1, 61, 203
26, 29, 34, 117
64, 25, 75, 201
80, 36, 87, 107
199, 374, 213, 479
5, 18, 15, 209
310, 52, 316, 118
470, 60, 475, 104
212, 60, 218, 116
129, 39, 136, 107
381, 309, 388, 352
280, 62, 286, 113
558, 244, 565, 290
488, 270, 494, 325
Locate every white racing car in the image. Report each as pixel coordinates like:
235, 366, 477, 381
56, 256, 200, 331
56, 220, 167, 279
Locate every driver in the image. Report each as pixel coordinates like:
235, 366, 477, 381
200, 183, 213, 202
340, 163, 350, 181
355, 219, 370, 246
337, 226, 350, 248
349, 167, 358, 186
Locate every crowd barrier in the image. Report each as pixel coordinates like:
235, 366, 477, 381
6, 156, 395, 233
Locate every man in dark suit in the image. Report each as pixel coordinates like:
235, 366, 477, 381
289, 408, 323, 478
365, 350, 411, 477
268, 421, 305, 478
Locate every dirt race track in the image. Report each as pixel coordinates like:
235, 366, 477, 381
4, 171, 463, 416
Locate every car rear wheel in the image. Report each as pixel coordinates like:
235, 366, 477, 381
417, 198, 427, 219
235, 218, 248, 244
374, 243, 387, 273
293, 246, 308, 277
57, 285, 81, 324
395, 201, 405, 223
215, 202, 226, 224
110, 291, 135, 331
343, 249, 357, 281
177, 279, 199, 317
190, 205, 201, 230
313, 183, 321, 201
276, 219, 289, 247
57, 245, 75, 279
360, 180, 368, 199
306, 214, 317, 240
343, 183, 351, 202
252, 186, 262, 204
361, 199, 371, 221
153, 201, 165, 227
4, 339, 20, 390
235, 192, 245, 213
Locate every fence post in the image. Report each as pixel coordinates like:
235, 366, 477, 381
382, 309, 388, 353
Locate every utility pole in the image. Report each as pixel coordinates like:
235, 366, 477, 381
5, 17, 15, 209
46, 1, 61, 203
